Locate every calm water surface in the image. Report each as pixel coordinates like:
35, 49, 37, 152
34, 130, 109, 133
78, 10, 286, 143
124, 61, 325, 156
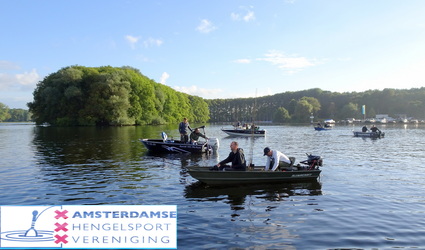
1, 123, 425, 249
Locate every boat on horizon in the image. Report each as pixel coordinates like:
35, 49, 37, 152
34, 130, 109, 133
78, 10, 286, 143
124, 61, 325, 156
221, 127, 266, 137
353, 131, 385, 138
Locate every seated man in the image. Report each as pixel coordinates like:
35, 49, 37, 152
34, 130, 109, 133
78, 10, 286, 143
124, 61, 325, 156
189, 128, 208, 144
210, 141, 246, 171
370, 125, 380, 133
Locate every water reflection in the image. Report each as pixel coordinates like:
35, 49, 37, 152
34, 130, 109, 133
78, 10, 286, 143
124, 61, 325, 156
32, 126, 135, 166
144, 151, 220, 169
184, 180, 322, 212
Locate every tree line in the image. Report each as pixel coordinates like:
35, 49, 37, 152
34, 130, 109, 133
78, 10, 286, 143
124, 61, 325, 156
3, 65, 424, 125
0, 103, 31, 122
207, 88, 425, 123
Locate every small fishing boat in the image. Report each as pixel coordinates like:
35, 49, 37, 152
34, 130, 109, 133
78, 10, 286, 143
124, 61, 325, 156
314, 122, 332, 131
140, 138, 219, 154
314, 126, 331, 131
221, 127, 266, 137
140, 128, 219, 154
353, 131, 385, 138
187, 154, 322, 185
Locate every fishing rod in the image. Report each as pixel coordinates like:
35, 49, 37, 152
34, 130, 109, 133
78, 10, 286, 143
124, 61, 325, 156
248, 89, 258, 169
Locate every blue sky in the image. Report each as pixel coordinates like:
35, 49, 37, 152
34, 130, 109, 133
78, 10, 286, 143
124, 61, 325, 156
1, 0, 425, 109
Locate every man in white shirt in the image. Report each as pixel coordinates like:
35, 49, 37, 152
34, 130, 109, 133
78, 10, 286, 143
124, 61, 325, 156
263, 147, 292, 171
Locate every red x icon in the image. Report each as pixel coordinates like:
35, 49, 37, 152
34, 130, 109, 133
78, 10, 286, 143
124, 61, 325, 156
55, 210, 68, 219
54, 234, 68, 244
54, 222, 68, 232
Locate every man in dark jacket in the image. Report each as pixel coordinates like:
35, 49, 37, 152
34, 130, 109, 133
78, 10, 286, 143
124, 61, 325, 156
370, 125, 380, 133
211, 141, 246, 171
189, 128, 208, 144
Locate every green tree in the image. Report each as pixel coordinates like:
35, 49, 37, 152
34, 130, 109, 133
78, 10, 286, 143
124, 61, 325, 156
5, 109, 31, 122
338, 102, 360, 119
287, 99, 297, 115
0, 102, 11, 122
300, 96, 321, 116
273, 107, 291, 123
189, 96, 210, 123
293, 99, 313, 123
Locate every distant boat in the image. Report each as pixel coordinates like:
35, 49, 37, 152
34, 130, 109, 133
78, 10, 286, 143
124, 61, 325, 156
377, 118, 387, 124
324, 119, 335, 124
221, 128, 266, 137
314, 126, 331, 131
353, 131, 385, 138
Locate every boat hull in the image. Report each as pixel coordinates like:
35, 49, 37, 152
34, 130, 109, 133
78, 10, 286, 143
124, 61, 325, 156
140, 139, 212, 154
221, 129, 266, 137
314, 127, 331, 131
187, 166, 321, 185
353, 131, 385, 138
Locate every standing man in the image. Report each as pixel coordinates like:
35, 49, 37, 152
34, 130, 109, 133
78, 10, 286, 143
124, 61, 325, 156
211, 141, 246, 171
263, 147, 292, 171
179, 117, 192, 143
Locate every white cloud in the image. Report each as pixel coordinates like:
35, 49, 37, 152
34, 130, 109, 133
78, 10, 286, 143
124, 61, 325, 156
16, 69, 39, 86
125, 35, 140, 49
173, 85, 222, 97
196, 19, 217, 34
0, 69, 40, 91
160, 72, 170, 85
233, 59, 251, 64
230, 13, 239, 21
231, 6, 255, 22
257, 50, 317, 74
125, 35, 163, 49
143, 37, 163, 48
243, 11, 255, 22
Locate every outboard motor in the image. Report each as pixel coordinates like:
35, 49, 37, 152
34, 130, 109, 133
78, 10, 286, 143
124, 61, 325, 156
161, 132, 168, 142
300, 153, 323, 170
206, 138, 219, 152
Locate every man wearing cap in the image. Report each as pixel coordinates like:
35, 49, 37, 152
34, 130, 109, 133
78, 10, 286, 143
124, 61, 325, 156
263, 147, 292, 171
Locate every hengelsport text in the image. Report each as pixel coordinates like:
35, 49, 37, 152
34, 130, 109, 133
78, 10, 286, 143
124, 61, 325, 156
72, 222, 171, 231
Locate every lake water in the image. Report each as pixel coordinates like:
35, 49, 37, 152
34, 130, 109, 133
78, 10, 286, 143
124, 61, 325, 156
1, 122, 425, 249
